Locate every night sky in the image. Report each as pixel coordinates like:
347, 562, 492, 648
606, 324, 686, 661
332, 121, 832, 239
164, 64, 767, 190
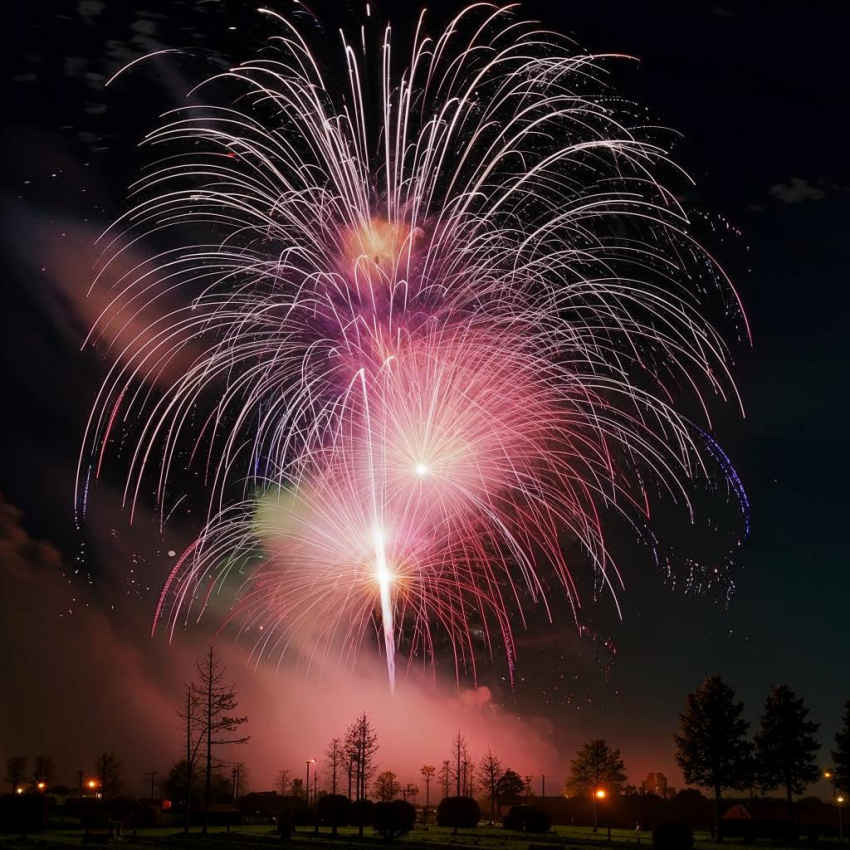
2, 1, 848, 797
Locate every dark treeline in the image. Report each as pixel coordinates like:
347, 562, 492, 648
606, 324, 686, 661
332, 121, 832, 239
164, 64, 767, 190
3, 665, 848, 844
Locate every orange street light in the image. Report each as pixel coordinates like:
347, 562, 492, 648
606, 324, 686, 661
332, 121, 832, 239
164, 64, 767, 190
37, 782, 47, 791
825, 771, 833, 779
88, 780, 97, 789
595, 789, 607, 799
16, 787, 24, 795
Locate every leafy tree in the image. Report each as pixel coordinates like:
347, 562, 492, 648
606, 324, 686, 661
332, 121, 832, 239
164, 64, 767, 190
373, 771, 402, 802
290, 777, 305, 798
32, 756, 54, 789
373, 799, 416, 840
565, 739, 627, 831
420, 764, 436, 822
162, 760, 202, 808
479, 749, 504, 823
318, 793, 351, 836
95, 752, 123, 800
436, 796, 480, 831
4, 757, 27, 793
754, 684, 821, 828
195, 647, 250, 834
275, 769, 291, 797
497, 769, 526, 802
831, 698, 850, 793
674, 675, 753, 842
325, 738, 345, 796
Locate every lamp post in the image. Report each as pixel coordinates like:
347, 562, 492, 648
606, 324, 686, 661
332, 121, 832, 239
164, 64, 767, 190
837, 795, 845, 844
593, 788, 606, 833
306, 759, 316, 806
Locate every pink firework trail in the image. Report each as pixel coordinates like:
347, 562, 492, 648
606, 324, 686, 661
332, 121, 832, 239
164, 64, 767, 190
79, 5, 750, 691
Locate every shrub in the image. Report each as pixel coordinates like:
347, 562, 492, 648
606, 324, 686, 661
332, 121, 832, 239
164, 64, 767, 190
373, 800, 416, 840
502, 805, 550, 833
317, 794, 351, 830
653, 821, 694, 850
436, 796, 480, 830
350, 798, 375, 828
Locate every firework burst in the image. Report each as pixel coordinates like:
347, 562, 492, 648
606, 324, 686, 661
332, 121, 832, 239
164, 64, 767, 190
80, 4, 750, 690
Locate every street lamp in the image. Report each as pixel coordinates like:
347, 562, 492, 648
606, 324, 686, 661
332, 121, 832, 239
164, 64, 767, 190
306, 759, 316, 806
837, 795, 844, 844
36, 782, 47, 792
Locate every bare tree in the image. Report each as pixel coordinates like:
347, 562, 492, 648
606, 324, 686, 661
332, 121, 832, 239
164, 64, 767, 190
95, 752, 123, 800
345, 713, 379, 836
32, 756, 55, 789
177, 683, 205, 833
479, 749, 504, 823
325, 738, 344, 796
196, 647, 250, 835
5, 757, 27, 793
420, 764, 436, 823
450, 732, 468, 796
439, 760, 452, 800
275, 769, 291, 796
373, 770, 402, 802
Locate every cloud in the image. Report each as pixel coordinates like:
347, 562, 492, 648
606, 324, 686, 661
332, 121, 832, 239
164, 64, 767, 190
0, 494, 563, 795
769, 177, 826, 204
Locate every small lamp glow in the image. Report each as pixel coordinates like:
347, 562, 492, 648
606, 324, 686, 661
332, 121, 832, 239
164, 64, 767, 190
595, 789, 607, 799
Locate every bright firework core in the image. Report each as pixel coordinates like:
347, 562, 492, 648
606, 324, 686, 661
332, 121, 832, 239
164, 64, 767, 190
83, 5, 750, 694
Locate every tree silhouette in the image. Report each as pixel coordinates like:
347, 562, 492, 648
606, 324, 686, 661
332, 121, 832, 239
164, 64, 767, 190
32, 756, 54, 789
4, 757, 27, 793
420, 764, 436, 823
373, 770, 402, 802
195, 647, 250, 834
177, 683, 205, 833
497, 769, 525, 802
831, 698, 850, 794
566, 739, 627, 831
325, 738, 344, 796
439, 761, 452, 801
344, 713, 379, 836
479, 749, 504, 823
754, 684, 821, 830
450, 732, 468, 796
275, 768, 291, 797
674, 675, 753, 842
290, 777, 305, 797
95, 752, 123, 800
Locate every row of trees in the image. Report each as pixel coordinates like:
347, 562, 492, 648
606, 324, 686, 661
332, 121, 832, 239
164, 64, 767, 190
4, 753, 123, 800
675, 677, 848, 841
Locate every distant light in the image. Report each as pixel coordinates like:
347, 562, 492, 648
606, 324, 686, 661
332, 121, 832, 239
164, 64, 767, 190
37, 782, 46, 791
167, 550, 176, 557
415, 463, 429, 477
825, 771, 833, 779
595, 789, 607, 799
839, 795, 845, 804
16, 787, 24, 795
88, 780, 97, 789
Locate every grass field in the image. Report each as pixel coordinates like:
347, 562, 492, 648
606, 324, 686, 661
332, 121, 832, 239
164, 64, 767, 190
0, 821, 843, 850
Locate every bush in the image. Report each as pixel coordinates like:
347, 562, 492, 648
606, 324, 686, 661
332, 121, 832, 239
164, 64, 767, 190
653, 821, 694, 850
436, 796, 480, 830
317, 794, 351, 830
502, 806, 550, 833
291, 806, 318, 827
373, 800, 416, 840
350, 798, 375, 828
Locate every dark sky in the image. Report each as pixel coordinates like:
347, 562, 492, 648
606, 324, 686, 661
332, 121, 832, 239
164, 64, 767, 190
2, 0, 848, 796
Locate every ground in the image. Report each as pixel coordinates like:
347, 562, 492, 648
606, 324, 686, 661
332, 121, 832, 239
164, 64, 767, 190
0, 823, 842, 850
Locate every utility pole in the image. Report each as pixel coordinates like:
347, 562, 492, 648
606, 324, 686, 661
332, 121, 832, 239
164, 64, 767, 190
77, 770, 84, 804
541, 774, 546, 800
146, 771, 158, 800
